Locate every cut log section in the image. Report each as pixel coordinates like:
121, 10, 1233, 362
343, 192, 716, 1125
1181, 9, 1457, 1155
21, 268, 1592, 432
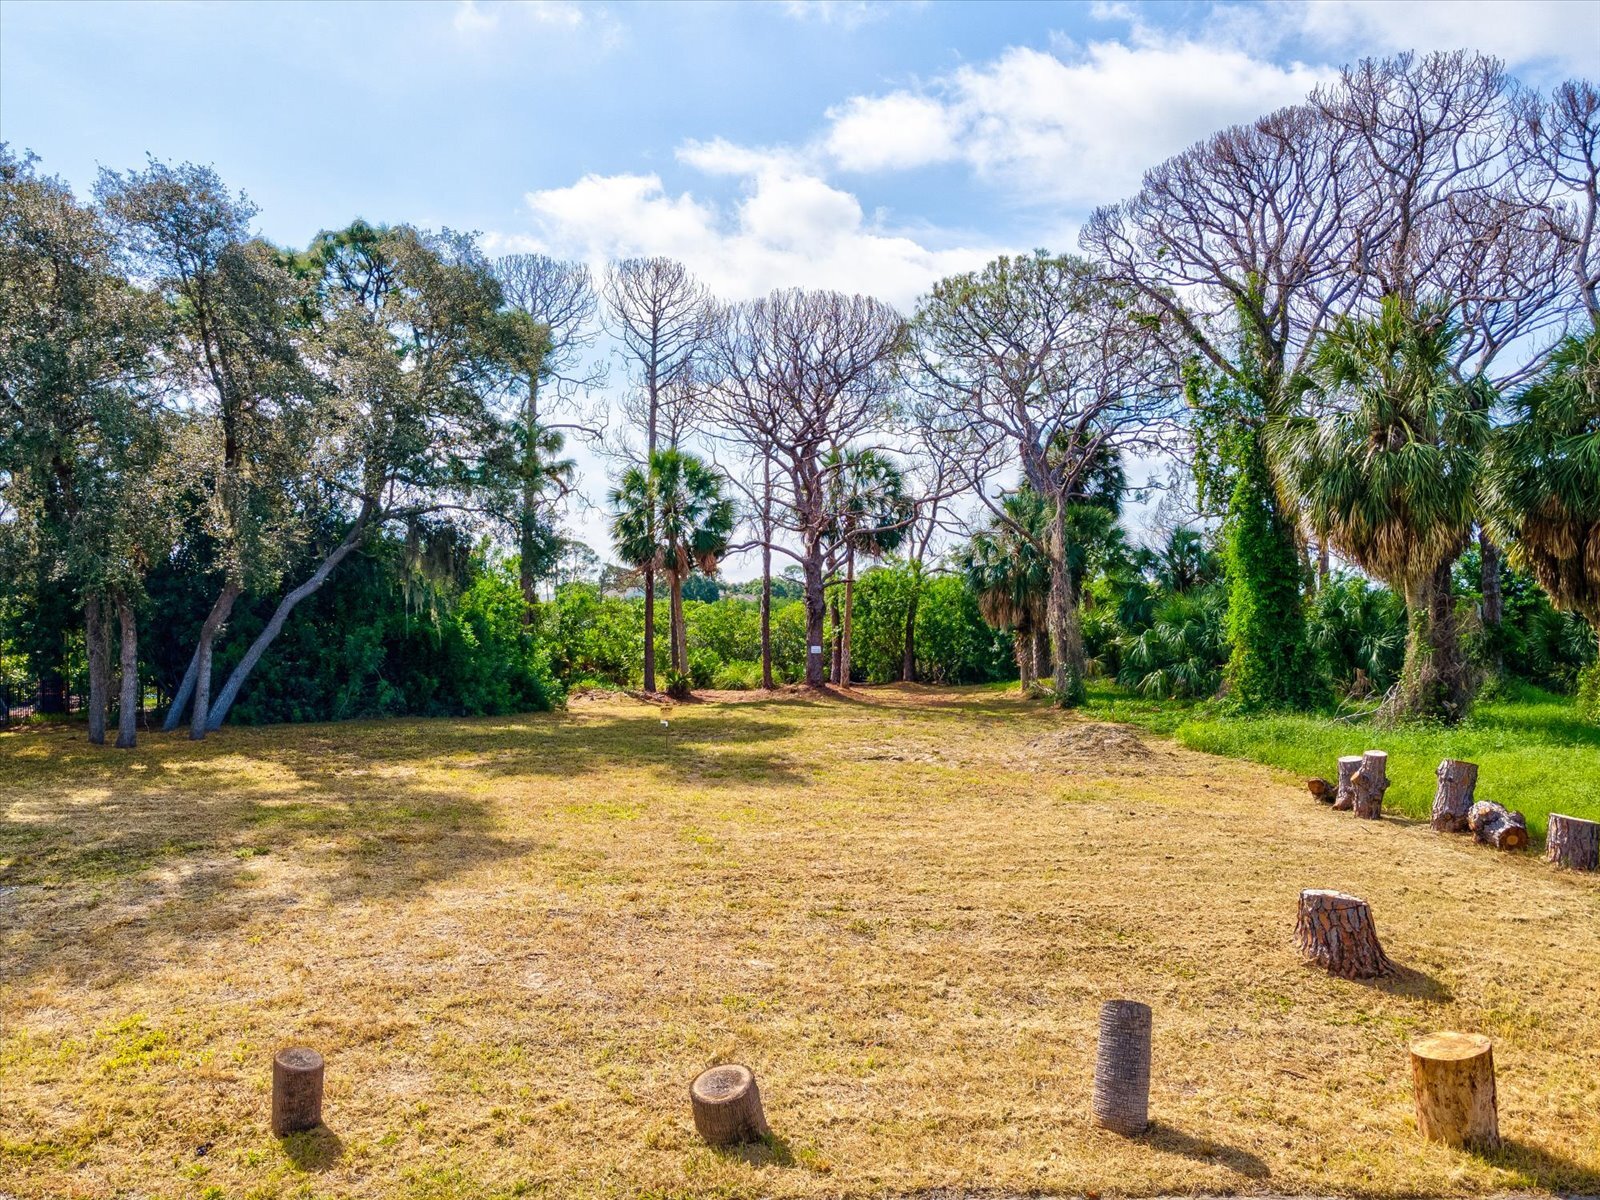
1468, 801, 1529, 852
1294, 889, 1393, 979
1307, 777, 1335, 803
1431, 759, 1478, 833
1409, 1031, 1499, 1148
1351, 750, 1390, 820
1333, 756, 1361, 811
271, 1047, 324, 1136
1546, 813, 1599, 871
689, 1064, 770, 1146
1092, 999, 1152, 1136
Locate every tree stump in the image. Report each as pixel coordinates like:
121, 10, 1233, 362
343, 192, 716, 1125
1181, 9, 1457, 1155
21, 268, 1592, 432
1092, 999, 1152, 1135
1468, 801, 1528, 851
271, 1047, 324, 1136
1350, 750, 1389, 820
1409, 1031, 1498, 1148
1294, 889, 1393, 979
689, 1064, 769, 1146
1546, 813, 1599, 871
1307, 777, 1335, 803
1332, 755, 1361, 811
1431, 759, 1478, 832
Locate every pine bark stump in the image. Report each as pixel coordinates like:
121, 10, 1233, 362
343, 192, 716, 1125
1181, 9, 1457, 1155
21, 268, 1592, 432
1468, 801, 1528, 851
1092, 999, 1152, 1135
1409, 1032, 1499, 1148
1333, 755, 1361, 811
1307, 777, 1335, 803
689, 1064, 769, 1146
271, 1047, 324, 1136
1432, 759, 1478, 832
1351, 750, 1389, 820
1294, 889, 1393, 979
1546, 813, 1599, 871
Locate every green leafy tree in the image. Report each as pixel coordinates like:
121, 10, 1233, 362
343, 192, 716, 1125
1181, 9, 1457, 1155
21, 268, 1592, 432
825, 447, 910, 684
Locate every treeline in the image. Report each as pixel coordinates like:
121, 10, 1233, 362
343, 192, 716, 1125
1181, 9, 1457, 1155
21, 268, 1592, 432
3, 51, 1598, 742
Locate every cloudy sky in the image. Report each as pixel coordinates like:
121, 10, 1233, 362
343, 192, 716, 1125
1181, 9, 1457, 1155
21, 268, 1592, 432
4, 0, 1597, 569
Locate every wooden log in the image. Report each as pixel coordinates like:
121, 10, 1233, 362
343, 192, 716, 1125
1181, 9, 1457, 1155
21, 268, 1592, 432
1409, 1031, 1498, 1148
1307, 777, 1335, 803
1431, 759, 1478, 833
1332, 755, 1361, 811
271, 1047, 324, 1136
1546, 813, 1600, 871
1351, 750, 1389, 820
1294, 889, 1393, 979
1092, 999, 1152, 1135
1468, 801, 1529, 852
689, 1064, 769, 1146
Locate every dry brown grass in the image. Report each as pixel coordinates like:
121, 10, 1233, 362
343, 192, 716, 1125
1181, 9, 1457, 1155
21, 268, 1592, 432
2, 684, 1597, 1199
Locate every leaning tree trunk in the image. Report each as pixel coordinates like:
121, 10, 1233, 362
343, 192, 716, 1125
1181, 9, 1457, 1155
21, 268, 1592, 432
1545, 813, 1599, 871
1333, 755, 1361, 811
1432, 759, 1478, 832
115, 595, 139, 749
84, 594, 110, 746
1351, 750, 1389, 820
1047, 500, 1087, 707
1294, 889, 1393, 979
187, 582, 242, 741
1468, 801, 1528, 851
163, 641, 202, 732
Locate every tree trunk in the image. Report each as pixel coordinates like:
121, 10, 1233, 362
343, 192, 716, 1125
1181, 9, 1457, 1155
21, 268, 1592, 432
271, 1047, 325, 1137
1394, 561, 1473, 724
829, 588, 842, 684
1033, 625, 1050, 684
1432, 759, 1478, 833
840, 547, 855, 687
803, 549, 826, 687
1545, 813, 1599, 871
1468, 801, 1528, 851
1014, 623, 1036, 692
759, 540, 774, 689
188, 582, 241, 741
163, 639, 203, 732
643, 564, 657, 693
1409, 1032, 1498, 1149
1351, 749, 1390, 820
84, 594, 110, 746
1047, 499, 1086, 707
689, 1064, 769, 1147
1307, 777, 1335, 803
1294, 889, 1393, 979
1317, 537, 1331, 590
206, 527, 368, 732
901, 582, 919, 683
669, 572, 687, 674
519, 376, 541, 624
1478, 530, 1503, 627
1333, 755, 1361, 811
1091, 1000, 1151, 1136
115, 595, 138, 749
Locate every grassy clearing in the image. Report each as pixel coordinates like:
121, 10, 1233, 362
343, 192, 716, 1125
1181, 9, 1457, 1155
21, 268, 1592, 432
1086, 683, 1600, 842
2, 685, 1598, 1199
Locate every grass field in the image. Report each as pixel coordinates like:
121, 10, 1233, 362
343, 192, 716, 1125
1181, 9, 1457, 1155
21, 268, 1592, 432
3, 685, 1598, 1199
1086, 683, 1600, 843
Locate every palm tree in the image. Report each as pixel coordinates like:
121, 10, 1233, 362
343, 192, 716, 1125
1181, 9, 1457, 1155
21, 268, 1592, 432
1154, 528, 1220, 594
961, 492, 1052, 692
1270, 297, 1487, 722
826, 448, 910, 685
609, 449, 734, 691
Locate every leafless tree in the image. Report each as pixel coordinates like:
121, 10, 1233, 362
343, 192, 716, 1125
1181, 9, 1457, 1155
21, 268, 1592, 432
1515, 79, 1600, 324
704, 288, 905, 688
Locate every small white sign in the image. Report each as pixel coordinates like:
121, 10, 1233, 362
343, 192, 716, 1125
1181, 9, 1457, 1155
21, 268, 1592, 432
809, 645, 823, 654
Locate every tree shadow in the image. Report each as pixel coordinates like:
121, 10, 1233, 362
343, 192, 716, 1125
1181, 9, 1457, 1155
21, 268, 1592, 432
1470, 1136, 1600, 1191
1367, 961, 1455, 1004
279, 1124, 343, 1172
714, 1131, 795, 1168
1142, 1119, 1271, 1179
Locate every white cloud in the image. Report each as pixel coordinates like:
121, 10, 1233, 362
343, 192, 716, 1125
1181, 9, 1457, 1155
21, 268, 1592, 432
452, 0, 605, 38
780, 1, 904, 30
825, 93, 958, 172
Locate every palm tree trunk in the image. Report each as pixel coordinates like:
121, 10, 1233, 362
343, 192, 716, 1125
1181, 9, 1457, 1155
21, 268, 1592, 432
643, 565, 657, 693
85, 593, 110, 746
840, 547, 855, 687
1034, 625, 1051, 684
1015, 622, 1036, 692
829, 587, 843, 684
1395, 561, 1473, 724
670, 571, 687, 674
115, 594, 138, 749
1048, 499, 1087, 707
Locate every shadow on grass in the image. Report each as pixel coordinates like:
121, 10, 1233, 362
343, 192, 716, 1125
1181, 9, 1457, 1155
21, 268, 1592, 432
1143, 1119, 1271, 1179
1471, 1136, 1600, 1191
1368, 961, 1455, 1004
714, 1131, 796, 1167
279, 1124, 343, 1172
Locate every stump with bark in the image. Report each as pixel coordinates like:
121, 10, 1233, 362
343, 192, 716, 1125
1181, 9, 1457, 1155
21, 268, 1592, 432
689, 1064, 769, 1146
1546, 813, 1599, 871
1294, 889, 1393, 979
1351, 750, 1389, 820
1091, 999, 1152, 1136
1409, 1031, 1499, 1148
1332, 756, 1361, 811
271, 1047, 324, 1136
1468, 801, 1528, 851
1431, 759, 1478, 833
1307, 777, 1335, 803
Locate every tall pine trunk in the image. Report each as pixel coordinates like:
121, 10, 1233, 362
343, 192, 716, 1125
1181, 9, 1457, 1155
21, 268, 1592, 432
803, 549, 826, 688
85, 593, 110, 745
115, 595, 138, 749
759, 540, 774, 689
1047, 498, 1087, 707
840, 548, 856, 687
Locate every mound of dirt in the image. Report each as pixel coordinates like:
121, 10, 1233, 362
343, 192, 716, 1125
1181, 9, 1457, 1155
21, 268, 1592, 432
1026, 723, 1156, 763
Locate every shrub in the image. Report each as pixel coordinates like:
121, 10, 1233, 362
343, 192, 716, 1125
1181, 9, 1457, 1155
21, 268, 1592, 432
712, 660, 764, 690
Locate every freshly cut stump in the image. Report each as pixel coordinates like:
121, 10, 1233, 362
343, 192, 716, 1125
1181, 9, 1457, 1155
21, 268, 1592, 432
1409, 1032, 1499, 1148
1307, 777, 1335, 803
1432, 759, 1478, 833
1092, 999, 1152, 1136
1351, 750, 1390, 820
1468, 801, 1529, 851
1294, 889, 1393, 979
1546, 813, 1600, 871
271, 1047, 324, 1136
1333, 755, 1362, 811
689, 1064, 769, 1146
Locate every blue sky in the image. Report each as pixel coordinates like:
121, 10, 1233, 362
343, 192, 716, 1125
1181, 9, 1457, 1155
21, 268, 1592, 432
4, 0, 1597, 565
